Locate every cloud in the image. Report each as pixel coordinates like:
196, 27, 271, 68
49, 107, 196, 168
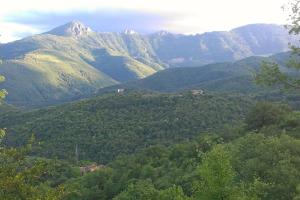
0, 0, 289, 42
0, 22, 41, 43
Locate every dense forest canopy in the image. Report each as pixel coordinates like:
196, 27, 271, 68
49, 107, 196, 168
1, 92, 253, 163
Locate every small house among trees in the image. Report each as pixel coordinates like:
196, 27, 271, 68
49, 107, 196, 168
80, 164, 105, 175
117, 89, 125, 94
191, 89, 204, 96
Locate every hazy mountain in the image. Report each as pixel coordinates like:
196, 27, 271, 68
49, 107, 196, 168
149, 24, 297, 67
0, 21, 296, 106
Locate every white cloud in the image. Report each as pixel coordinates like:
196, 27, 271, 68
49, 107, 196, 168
0, 0, 289, 42
0, 22, 41, 43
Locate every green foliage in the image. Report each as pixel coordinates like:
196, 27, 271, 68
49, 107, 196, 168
295, 185, 300, 200
158, 186, 190, 200
113, 180, 158, 200
245, 102, 291, 131
255, 0, 300, 91
0, 75, 7, 102
0, 132, 66, 200
113, 182, 190, 200
230, 133, 300, 200
0, 92, 253, 163
61, 132, 299, 200
58, 101, 300, 200
255, 59, 300, 90
256, 61, 285, 86
63, 168, 116, 200
62, 139, 203, 200
193, 145, 240, 200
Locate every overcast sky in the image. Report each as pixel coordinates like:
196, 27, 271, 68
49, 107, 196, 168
0, 0, 289, 43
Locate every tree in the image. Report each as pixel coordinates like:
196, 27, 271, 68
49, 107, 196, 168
230, 133, 300, 200
255, 0, 300, 90
294, 185, 300, 200
0, 75, 7, 103
194, 145, 266, 200
158, 186, 190, 200
193, 145, 242, 200
245, 102, 291, 131
0, 133, 66, 199
0, 75, 65, 199
0, 74, 5, 146
113, 180, 158, 200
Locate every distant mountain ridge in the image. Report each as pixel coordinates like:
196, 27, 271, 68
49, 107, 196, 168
148, 23, 297, 67
0, 21, 297, 106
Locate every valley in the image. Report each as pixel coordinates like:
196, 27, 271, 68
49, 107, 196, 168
1, 3, 300, 199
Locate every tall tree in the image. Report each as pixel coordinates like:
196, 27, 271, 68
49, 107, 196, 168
0, 76, 65, 199
193, 146, 242, 200
255, 0, 300, 90
0, 75, 7, 102
0, 135, 65, 199
0, 74, 7, 147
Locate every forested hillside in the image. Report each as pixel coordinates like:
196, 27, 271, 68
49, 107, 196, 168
2, 101, 299, 200
62, 104, 300, 200
0, 92, 253, 163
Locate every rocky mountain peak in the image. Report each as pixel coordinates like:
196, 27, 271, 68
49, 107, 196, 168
123, 29, 138, 35
46, 20, 93, 37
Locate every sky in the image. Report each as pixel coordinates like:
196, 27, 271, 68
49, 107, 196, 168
0, 0, 289, 43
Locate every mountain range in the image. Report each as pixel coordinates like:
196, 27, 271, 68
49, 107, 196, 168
1, 19, 300, 200
0, 21, 297, 106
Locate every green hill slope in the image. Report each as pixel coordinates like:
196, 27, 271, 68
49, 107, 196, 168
0, 92, 253, 163
100, 53, 290, 94
0, 22, 163, 106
